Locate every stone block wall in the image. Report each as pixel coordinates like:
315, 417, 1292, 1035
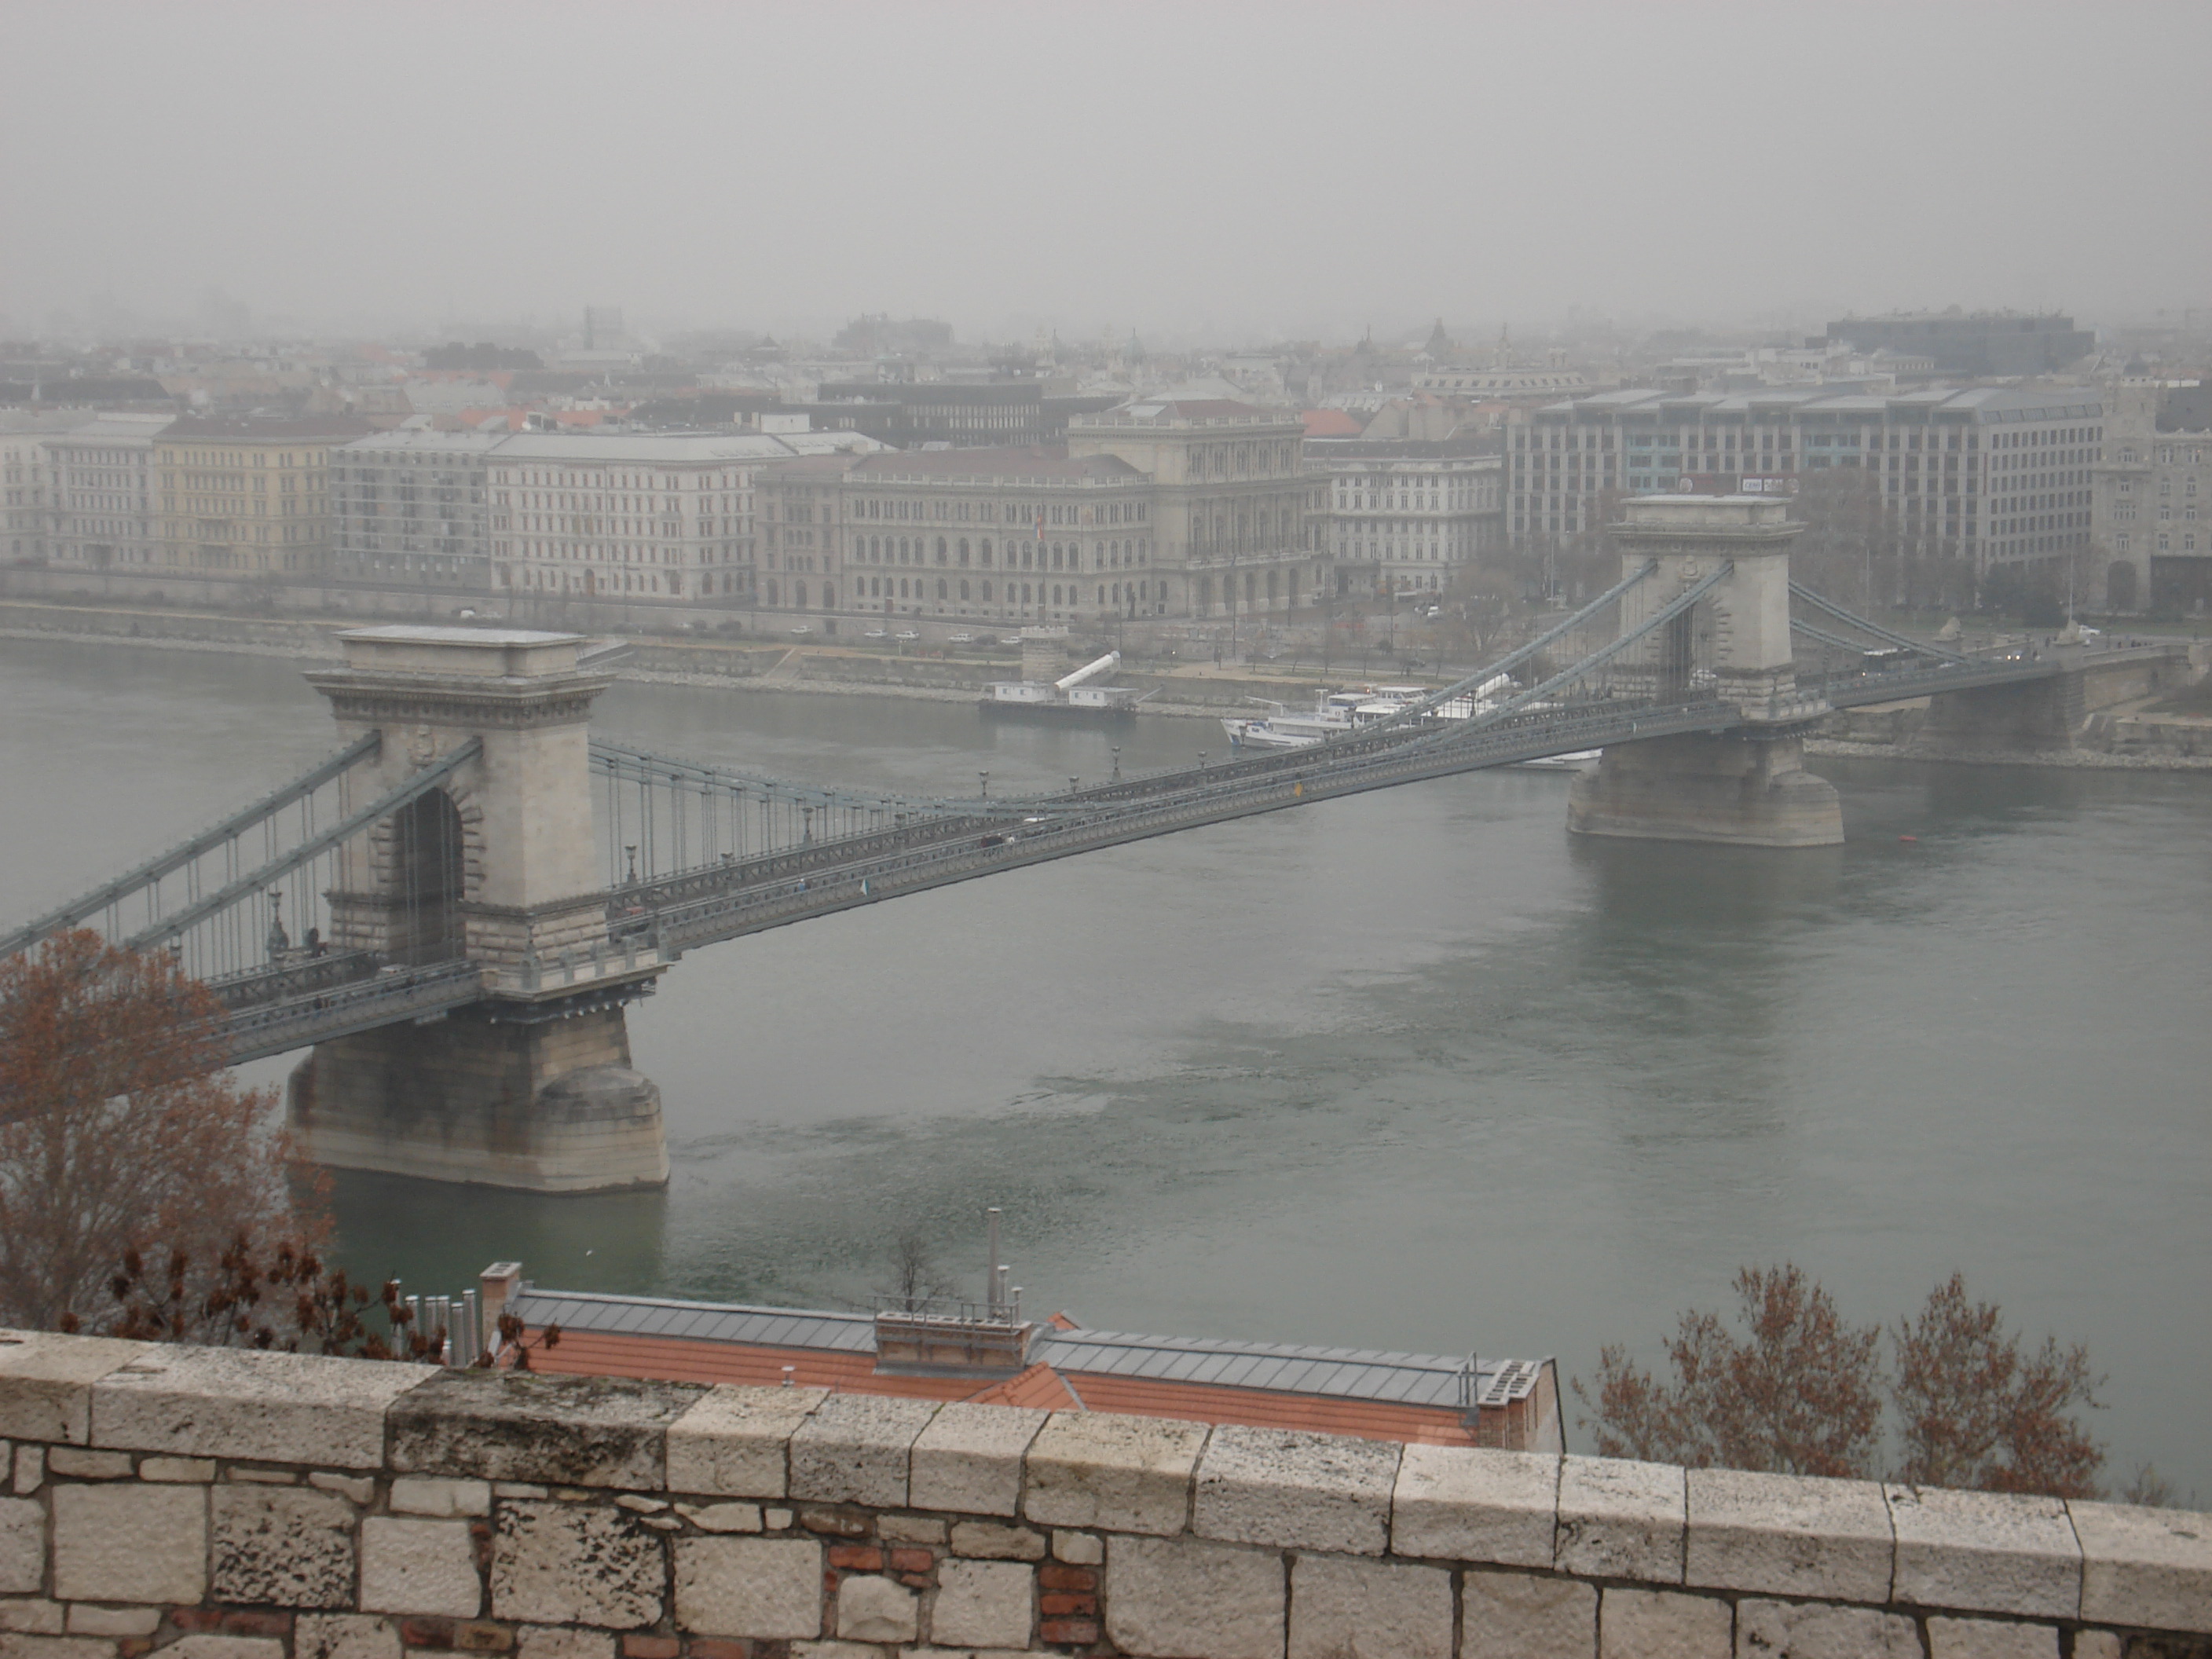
2, 1332, 2207, 1659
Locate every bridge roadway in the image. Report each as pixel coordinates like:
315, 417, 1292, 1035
212, 647, 2138, 1064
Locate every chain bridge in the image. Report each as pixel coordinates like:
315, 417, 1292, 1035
5, 497, 2190, 1192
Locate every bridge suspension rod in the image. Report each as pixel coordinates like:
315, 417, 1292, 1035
1366, 561, 1659, 735
1789, 581, 1966, 662
0, 732, 383, 961
590, 740, 1086, 819
124, 738, 482, 952
1790, 617, 1884, 657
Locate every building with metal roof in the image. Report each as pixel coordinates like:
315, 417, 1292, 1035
493, 1276, 1558, 1452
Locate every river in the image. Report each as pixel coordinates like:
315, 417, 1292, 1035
3, 635, 2207, 1497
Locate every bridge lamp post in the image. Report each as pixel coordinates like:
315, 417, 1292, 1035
978, 771, 989, 800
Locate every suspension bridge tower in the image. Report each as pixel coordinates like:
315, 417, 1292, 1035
285, 626, 669, 1192
1566, 496, 1844, 847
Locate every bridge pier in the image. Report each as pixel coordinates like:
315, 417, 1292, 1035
1568, 497, 1843, 848
287, 626, 669, 1193
1566, 728, 1843, 847
285, 1003, 667, 1192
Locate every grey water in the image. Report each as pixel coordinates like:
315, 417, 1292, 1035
4, 635, 2207, 1497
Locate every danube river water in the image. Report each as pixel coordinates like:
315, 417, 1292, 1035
4, 635, 2208, 1496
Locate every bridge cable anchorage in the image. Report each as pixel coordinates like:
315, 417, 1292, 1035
1361, 560, 1660, 737
1403, 562, 1738, 752
1788, 580, 1968, 663
123, 738, 484, 954
0, 731, 383, 961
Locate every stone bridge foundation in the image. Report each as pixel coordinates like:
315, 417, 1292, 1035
1566, 729, 1844, 847
287, 1004, 668, 1192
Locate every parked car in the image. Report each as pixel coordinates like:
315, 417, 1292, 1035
949, 632, 976, 643
864, 628, 889, 639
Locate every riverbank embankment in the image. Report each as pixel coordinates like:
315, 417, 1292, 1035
9, 595, 2210, 764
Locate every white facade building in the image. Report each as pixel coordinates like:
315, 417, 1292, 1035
45, 414, 171, 570
486, 429, 881, 603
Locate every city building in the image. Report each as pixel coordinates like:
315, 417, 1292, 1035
798, 381, 1123, 449
1305, 433, 1504, 597
1509, 386, 2103, 580
1, 412, 94, 562
1823, 311, 2096, 378
154, 415, 373, 573
746, 398, 1326, 629
45, 413, 171, 570
1067, 398, 1325, 622
489, 430, 800, 604
2093, 381, 2210, 612
498, 1274, 1562, 1452
330, 430, 510, 589
758, 445, 1159, 625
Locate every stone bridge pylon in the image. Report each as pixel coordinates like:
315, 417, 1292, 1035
285, 626, 670, 1192
1566, 496, 1846, 848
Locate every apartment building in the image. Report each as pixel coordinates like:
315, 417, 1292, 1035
1509, 386, 2103, 579
46, 413, 170, 569
155, 415, 372, 573
2093, 383, 2210, 612
489, 431, 795, 603
331, 430, 507, 588
1305, 435, 1503, 597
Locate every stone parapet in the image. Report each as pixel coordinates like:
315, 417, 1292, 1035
0, 1332, 2205, 1657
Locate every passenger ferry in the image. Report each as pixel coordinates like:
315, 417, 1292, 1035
1221, 689, 1417, 750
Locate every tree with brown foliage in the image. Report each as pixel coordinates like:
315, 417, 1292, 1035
1892, 1273, 2104, 1499
0, 930, 319, 1333
1573, 1265, 1885, 1478
1575, 1265, 2109, 1498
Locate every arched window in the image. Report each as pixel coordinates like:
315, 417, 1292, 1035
936, 537, 948, 564
794, 581, 807, 608
958, 540, 969, 566
981, 580, 992, 600
767, 580, 779, 605
980, 539, 993, 566
899, 578, 909, 598
958, 580, 970, 599
1052, 585, 1062, 605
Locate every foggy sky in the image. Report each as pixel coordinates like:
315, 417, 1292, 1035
4, 0, 2207, 345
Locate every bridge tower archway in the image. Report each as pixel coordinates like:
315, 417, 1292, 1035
389, 788, 467, 966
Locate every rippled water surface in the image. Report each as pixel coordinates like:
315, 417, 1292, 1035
5, 636, 2207, 1494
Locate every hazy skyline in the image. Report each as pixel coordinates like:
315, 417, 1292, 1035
5, 0, 2208, 346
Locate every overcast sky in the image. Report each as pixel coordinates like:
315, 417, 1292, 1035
4, 0, 2207, 346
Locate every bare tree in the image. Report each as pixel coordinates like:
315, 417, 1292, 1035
1573, 1265, 1884, 1478
1892, 1273, 2104, 1499
877, 1232, 961, 1312
0, 931, 318, 1333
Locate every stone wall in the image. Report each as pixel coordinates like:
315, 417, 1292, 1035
1, 1333, 2206, 1659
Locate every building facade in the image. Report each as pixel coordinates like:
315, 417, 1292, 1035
758, 446, 1160, 625
1067, 399, 1325, 621
45, 413, 170, 570
1509, 386, 2103, 581
331, 430, 508, 589
487, 431, 791, 602
1305, 437, 1504, 597
154, 416, 371, 573
2093, 383, 2210, 613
